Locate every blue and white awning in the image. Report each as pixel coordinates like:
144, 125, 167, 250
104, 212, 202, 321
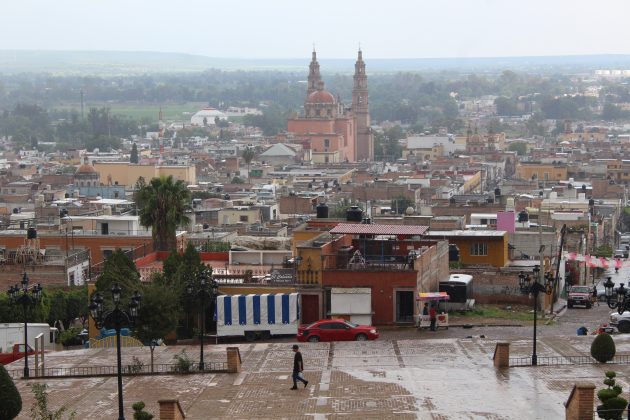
215, 293, 299, 326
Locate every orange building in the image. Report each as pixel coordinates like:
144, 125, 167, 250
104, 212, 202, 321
287, 50, 374, 163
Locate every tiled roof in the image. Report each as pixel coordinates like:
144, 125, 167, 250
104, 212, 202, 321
329, 223, 428, 236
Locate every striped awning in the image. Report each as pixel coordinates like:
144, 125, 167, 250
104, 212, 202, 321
416, 292, 450, 301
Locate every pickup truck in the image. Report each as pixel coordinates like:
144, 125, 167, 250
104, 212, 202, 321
610, 311, 630, 333
0, 343, 35, 365
567, 285, 593, 309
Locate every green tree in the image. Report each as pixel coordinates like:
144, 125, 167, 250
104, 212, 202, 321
391, 195, 415, 215
47, 287, 88, 330
130, 143, 139, 164
231, 176, 245, 184
495, 96, 521, 116
0, 364, 22, 419
137, 175, 192, 251
507, 142, 527, 156
133, 282, 178, 344
95, 249, 142, 309
241, 147, 256, 183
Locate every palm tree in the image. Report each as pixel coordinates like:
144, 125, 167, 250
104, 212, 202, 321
137, 175, 191, 251
241, 147, 256, 183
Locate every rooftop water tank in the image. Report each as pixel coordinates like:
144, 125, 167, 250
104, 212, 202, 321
316, 203, 329, 219
346, 205, 363, 222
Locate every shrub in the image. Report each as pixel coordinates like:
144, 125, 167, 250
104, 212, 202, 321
596, 371, 628, 419
127, 356, 145, 374
58, 327, 82, 347
30, 383, 76, 420
0, 365, 22, 419
132, 401, 154, 420
173, 350, 192, 373
591, 333, 616, 363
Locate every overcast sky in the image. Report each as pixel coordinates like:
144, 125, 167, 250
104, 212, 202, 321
2, 0, 629, 59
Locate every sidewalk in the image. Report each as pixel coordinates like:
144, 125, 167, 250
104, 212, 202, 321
14, 335, 628, 419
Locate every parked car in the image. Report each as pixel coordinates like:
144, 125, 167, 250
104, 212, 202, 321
296, 319, 379, 342
567, 285, 593, 308
614, 249, 626, 259
609, 311, 630, 333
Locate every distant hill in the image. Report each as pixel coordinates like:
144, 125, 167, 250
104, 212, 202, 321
4, 50, 630, 74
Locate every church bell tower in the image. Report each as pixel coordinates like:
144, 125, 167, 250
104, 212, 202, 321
352, 49, 373, 161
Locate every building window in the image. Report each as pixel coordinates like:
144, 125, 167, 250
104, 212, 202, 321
470, 242, 488, 256
239, 215, 249, 222
324, 139, 330, 148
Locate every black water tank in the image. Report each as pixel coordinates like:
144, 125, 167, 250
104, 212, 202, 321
361, 217, 371, 224
27, 227, 37, 239
316, 203, 329, 219
346, 205, 363, 222
518, 210, 529, 223
494, 187, 501, 197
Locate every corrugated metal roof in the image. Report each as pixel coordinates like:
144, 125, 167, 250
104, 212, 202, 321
329, 223, 428, 235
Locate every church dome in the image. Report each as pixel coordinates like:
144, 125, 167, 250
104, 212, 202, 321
76, 163, 96, 174
307, 90, 335, 104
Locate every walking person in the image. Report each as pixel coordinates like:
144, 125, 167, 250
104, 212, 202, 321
592, 284, 599, 307
291, 344, 308, 390
429, 304, 437, 331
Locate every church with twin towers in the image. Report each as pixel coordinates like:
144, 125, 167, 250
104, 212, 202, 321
287, 49, 374, 163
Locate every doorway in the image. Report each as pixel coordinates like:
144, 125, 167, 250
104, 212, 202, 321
301, 294, 320, 324
395, 290, 414, 323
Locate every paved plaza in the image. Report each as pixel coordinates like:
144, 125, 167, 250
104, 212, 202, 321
8, 332, 630, 419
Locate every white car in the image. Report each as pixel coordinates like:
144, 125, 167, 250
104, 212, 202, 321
609, 311, 630, 333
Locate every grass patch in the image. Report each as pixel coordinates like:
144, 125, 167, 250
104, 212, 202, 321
454, 304, 535, 322
52, 102, 207, 120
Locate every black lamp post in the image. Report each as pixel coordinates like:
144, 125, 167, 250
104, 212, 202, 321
518, 271, 531, 294
7, 272, 42, 378
294, 256, 302, 283
89, 284, 141, 420
187, 269, 218, 371
528, 265, 553, 366
604, 276, 630, 314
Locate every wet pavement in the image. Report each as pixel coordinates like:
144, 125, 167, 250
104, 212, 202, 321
7, 286, 629, 419
8, 328, 630, 419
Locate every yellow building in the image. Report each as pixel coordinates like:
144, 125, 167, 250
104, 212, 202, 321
516, 163, 567, 182
424, 230, 508, 268
93, 162, 196, 186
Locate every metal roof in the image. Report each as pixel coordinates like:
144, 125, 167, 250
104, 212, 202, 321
329, 223, 428, 236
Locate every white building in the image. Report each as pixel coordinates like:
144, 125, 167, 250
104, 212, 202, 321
190, 108, 228, 126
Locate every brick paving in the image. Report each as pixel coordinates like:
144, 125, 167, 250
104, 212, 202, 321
9, 332, 630, 419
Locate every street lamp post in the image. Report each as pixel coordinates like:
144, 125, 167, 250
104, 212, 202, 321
7, 272, 43, 378
187, 269, 218, 371
294, 256, 302, 283
604, 277, 630, 314
529, 265, 553, 366
89, 284, 141, 420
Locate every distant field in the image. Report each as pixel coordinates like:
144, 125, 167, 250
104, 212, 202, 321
52, 102, 208, 120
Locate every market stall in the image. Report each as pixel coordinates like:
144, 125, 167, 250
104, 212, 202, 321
415, 292, 449, 330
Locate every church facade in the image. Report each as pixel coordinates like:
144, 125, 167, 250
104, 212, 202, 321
287, 50, 374, 163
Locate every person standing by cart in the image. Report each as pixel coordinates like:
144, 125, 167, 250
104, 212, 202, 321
429, 304, 437, 331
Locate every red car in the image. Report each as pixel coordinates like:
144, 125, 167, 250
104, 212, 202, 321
297, 319, 379, 342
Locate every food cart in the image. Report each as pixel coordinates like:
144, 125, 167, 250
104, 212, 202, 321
415, 292, 449, 330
